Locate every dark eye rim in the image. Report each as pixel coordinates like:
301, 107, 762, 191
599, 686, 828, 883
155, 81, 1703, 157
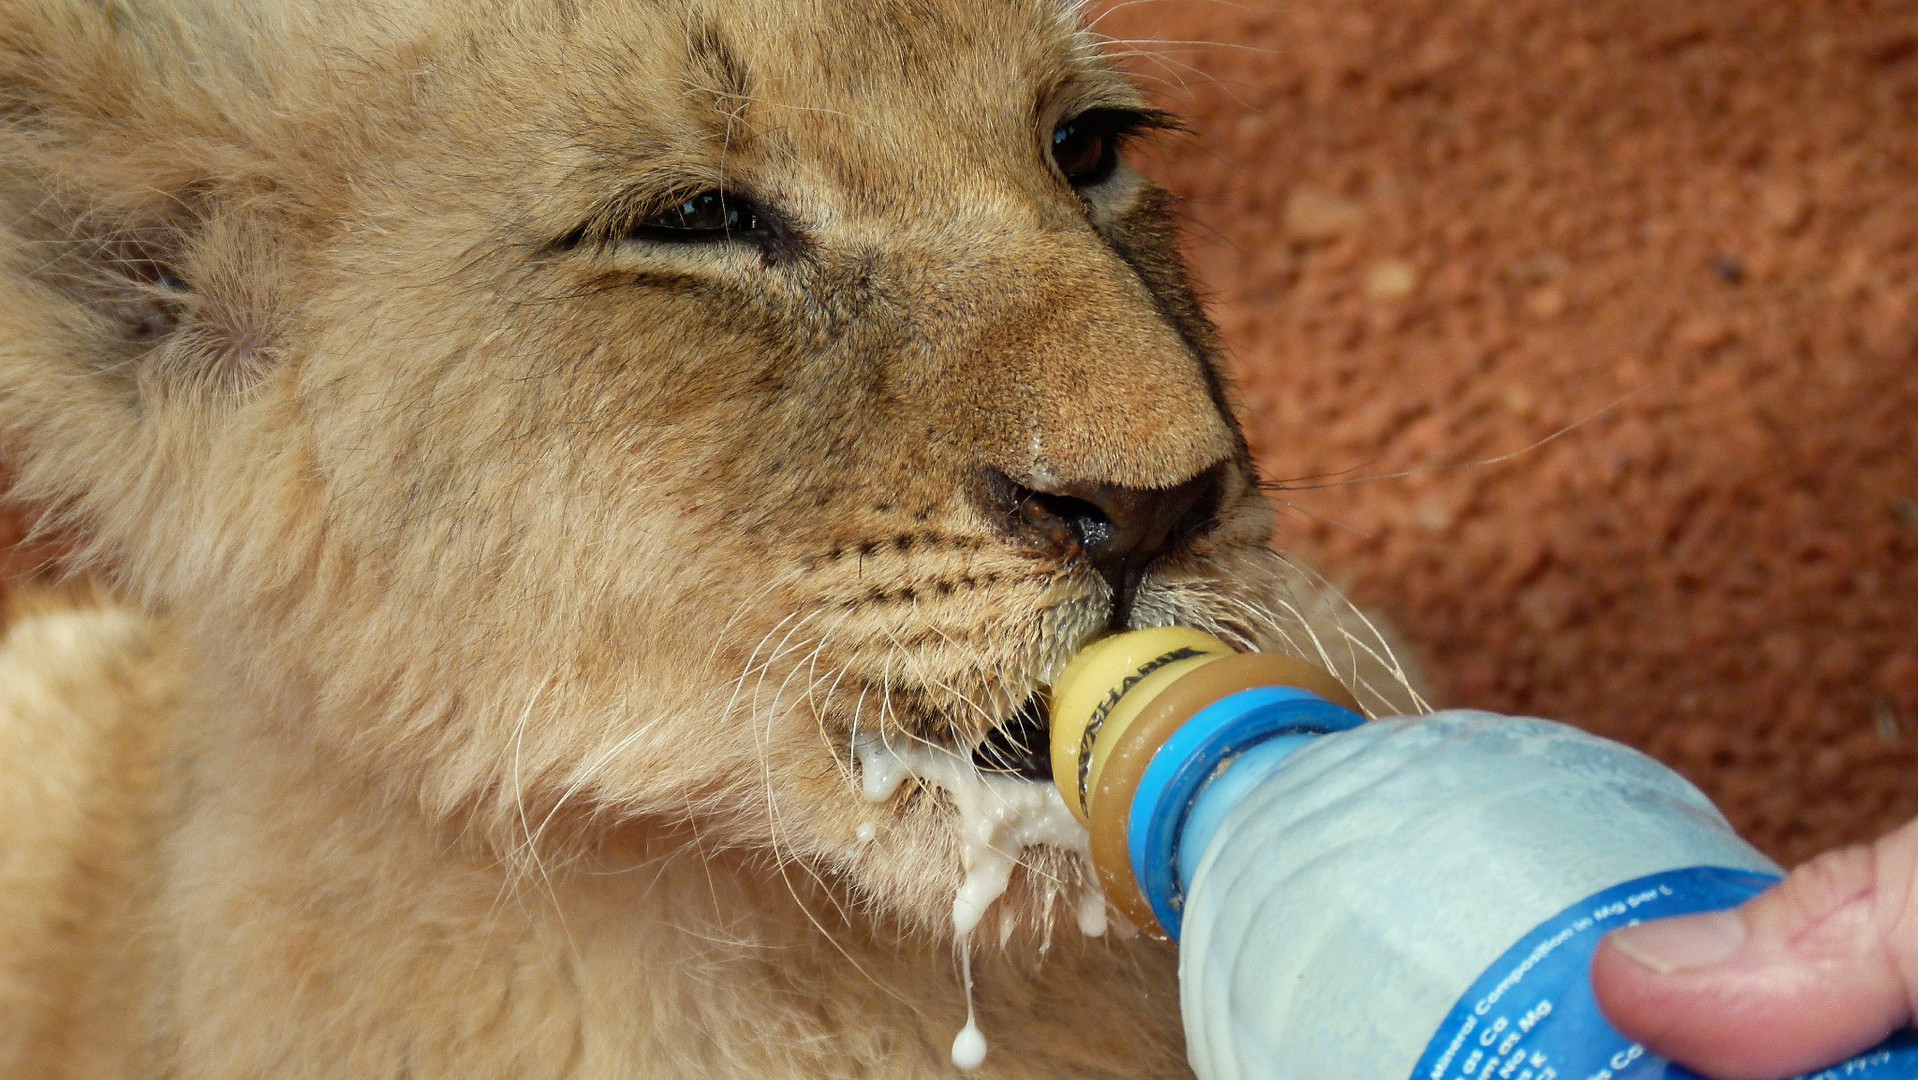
1049, 106, 1180, 189
629, 189, 768, 243
556, 187, 792, 256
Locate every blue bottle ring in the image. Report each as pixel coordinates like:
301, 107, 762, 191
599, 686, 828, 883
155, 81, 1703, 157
1127, 686, 1365, 941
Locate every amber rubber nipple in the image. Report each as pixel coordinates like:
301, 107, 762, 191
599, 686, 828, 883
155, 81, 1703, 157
1049, 627, 1362, 935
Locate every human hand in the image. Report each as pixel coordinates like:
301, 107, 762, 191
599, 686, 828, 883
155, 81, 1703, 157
1591, 817, 1918, 1080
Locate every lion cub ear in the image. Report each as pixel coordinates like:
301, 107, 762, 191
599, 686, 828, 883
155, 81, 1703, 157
0, 0, 292, 403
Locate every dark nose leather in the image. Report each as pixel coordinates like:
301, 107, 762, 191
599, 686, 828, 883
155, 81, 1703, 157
981, 464, 1226, 627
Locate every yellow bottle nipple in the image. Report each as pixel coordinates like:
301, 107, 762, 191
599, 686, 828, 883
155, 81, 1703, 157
1049, 627, 1363, 936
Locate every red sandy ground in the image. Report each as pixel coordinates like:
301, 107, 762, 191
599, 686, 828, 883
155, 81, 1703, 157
2, 0, 1912, 866
1100, 0, 1918, 863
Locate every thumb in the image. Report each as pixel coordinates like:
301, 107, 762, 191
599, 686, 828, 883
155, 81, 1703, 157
1591, 818, 1918, 1080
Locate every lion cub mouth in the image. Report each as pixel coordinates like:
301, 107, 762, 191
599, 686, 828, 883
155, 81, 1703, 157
969, 692, 1053, 780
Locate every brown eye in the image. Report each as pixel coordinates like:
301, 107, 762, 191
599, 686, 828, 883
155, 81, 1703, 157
1050, 112, 1123, 187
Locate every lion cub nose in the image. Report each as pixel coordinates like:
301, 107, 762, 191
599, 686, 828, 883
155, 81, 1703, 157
982, 465, 1226, 627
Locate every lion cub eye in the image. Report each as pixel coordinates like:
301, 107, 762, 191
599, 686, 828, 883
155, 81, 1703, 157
1050, 109, 1142, 189
632, 190, 766, 242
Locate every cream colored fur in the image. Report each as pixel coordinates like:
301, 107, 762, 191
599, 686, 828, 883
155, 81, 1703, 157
0, 0, 1421, 1075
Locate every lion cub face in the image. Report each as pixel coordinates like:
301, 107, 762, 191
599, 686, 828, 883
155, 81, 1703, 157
3, 0, 1325, 939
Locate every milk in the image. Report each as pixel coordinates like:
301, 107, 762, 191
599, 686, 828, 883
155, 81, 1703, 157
853, 735, 1106, 1070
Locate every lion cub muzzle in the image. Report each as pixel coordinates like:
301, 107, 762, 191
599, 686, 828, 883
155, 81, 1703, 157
977, 463, 1227, 629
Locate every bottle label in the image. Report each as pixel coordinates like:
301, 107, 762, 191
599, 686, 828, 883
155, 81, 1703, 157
1409, 867, 1918, 1080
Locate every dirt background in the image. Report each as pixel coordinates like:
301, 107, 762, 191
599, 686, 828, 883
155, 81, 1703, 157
1099, 0, 1918, 864
2, 0, 1912, 866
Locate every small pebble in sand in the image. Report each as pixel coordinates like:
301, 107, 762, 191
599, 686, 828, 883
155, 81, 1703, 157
1284, 187, 1367, 241
1365, 259, 1419, 302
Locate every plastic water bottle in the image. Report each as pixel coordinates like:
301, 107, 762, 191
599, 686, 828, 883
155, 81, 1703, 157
1047, 627, 1918, 1080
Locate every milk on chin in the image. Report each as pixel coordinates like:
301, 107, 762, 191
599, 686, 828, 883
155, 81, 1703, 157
853, 734, 1110, 1071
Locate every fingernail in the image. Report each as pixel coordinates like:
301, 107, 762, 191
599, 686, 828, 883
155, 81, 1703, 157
1606, 909, 1747, 975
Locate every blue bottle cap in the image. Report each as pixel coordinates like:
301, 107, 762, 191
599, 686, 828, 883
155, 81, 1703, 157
1127, 686, 1365, 941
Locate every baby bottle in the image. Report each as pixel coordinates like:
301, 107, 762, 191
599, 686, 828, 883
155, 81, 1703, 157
1047, 627, 1918, 1080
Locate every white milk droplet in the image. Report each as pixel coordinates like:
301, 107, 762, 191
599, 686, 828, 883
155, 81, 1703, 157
855, 822, 877, 844
1075, 889, 1109, 937
951, 946, 988, 1070
951, 1017, 988, 1071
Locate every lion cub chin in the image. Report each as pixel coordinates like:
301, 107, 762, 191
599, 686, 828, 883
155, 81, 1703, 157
0, 0, 1422, 1075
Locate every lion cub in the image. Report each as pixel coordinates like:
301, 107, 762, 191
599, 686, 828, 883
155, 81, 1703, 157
0, 0, 1415, 1075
